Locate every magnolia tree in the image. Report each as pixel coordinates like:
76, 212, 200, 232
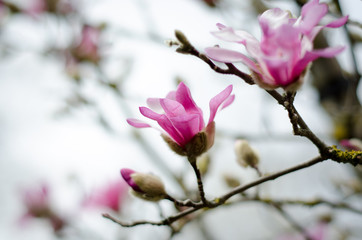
1, 0, 362, 239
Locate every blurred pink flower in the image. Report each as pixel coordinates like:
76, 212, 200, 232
73, 24, 101, 63
83, 180, 128, 213
205, 0, 348, 90
127, 82, 234, 149
64, 24, 102, 78
25, 0, 74, 16
20, 184, 65, 232
279, 222, 327, 240
340, 138, 362, 151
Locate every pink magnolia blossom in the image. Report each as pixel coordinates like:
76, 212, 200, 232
25, 0, 74, 16
279, 222, 327, 240
20, 184, 65, 232
205, 0, 348, 89
72, 24, 101, 64
83, 180, 128, 213
127, 82, 234, 150
340, 138, 362, 151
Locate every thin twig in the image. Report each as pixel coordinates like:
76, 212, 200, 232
216, 156, 326, 204
271, 204, 313, 240
189, 157, 210, 206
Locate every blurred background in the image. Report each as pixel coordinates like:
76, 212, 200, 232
0, 0, 361, 239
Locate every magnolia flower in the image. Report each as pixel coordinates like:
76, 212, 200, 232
340, 138, 362, 151
83, 180, 128, 212
20, 184, 65, 232
25, 0, 73, 16
127, 82, 234, 156
205, 0, 348, 90
279, 222, 327, 240
121, 168, 167, 201
72, 24, 101, 64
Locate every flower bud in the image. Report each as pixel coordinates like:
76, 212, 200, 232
223, 174, 241, 188
234, 139, 259, 168
120, 168, 167, 202
197, 153, 210, 176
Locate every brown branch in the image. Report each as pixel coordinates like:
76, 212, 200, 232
216, 156, 326, 204
271, 204, 313, 240
103, 206, 202, 227
173, 30, 255, 85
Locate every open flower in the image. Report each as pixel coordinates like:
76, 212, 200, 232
71, 24, 101, 64
19, 184, 65, 232
205, 0, 348, 90
127, 82, 234, 156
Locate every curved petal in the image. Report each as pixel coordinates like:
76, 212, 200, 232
165, 90, 176, 100
325, 15, 349, 28
220, 94, 235, 110
262, 56, 290, 86
212, 26, 256, 44
146, 98, 162, 112
208, 85, 233, 125
205, 47, 259, 73
139, 106, 163, 121
175, 82, 204, 129
120, 169, 142, 193
299, 0, 328, 33
126, 118, 151, 128
292, 46, 345, 78
259, 8, 290, 35
159, 98, 186, 117
156, 115, 185, 146
309, 46, 346, 58
171, 114, 201, 145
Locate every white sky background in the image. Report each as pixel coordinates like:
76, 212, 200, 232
0, 0, 362, 239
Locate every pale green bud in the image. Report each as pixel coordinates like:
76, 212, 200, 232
234, 139, 259, 168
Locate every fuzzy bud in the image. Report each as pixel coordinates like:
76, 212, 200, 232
120, 168, 167, 202
197, 153, 210, 176
234, 139, 259, 168
223, 174, 241, 188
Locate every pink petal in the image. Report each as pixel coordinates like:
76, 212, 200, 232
205, 47, 259, 73
259, 8, 290, 35
146, 98, 162, 112
262, 57, 290, 86
221, 94, 235, 110
166, 90, 176, 100
121, 169, 142, 193
309, 46, 346, 58
139, 106, 163, 121
175, 82, 204, 130
208, 85, 233, 124
211, 24, 261, 58
212, 26, 250, 43
216, 23, 227, 30
292, 46, 345, 78
170, 114, 201, 144
126, 118, 151, 128
139, 106, 185, 145
159, 98, 186, 117
299, 0, 328, 33
325, 15, 348, 28
157, 114, 185, 146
